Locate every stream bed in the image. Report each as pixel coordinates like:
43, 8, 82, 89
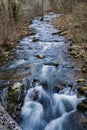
0, 13, 86, 130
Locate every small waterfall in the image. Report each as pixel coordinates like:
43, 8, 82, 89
21, 85, 85, 130
52, 94, 77, 119
45, 110, 85, 130
21, 85, 52, 130
21, 101, 45, 130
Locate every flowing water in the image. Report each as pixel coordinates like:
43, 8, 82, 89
0, 13, 86, 130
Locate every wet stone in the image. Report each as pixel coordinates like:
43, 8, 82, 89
53, 86, 61, 93
35, 54, 45, 59
32, 37, 39, 42
29, 89, 39, 101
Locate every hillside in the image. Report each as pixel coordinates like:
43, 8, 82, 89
50, 0, 87, 65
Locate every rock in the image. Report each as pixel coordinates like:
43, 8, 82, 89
66, 65, 74, 69
82, 68, 87, 73
81, 120, 87, 129
70, 50, 78, 56
61, 30, 68, 35
69, 45, 80, 57
35, 54, 45, 59
32, 78, 40, 87
82, 99, 87, 104
44, 61, 59, 67
41, 81, 48, 89
29, 32, 36, 35
77, 93, 84, 98
77, 86, 87, 97
11, 82, 23, 92
29, 29, 36, 35
29, 89, 39, 101
70, 45, 80, 50
77, 78, 85, 84
78, 86, 87, 93
53, 86, 61, 93
32, 37, 39, 42
52, 31, 61, 35
0, 105, 22, 130
52, 29, 68, 35
77, 102, 87, 112
81, 65, 87, 73
85, 91, 87, 97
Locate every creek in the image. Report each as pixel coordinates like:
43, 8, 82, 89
0, 13, 86, 130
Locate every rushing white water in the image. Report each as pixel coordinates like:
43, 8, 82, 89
21, 84, 85, 130
19, 13, 86, 130
21, 101, 45, 130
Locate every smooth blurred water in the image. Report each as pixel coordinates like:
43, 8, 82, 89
21, 84, 85, 130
